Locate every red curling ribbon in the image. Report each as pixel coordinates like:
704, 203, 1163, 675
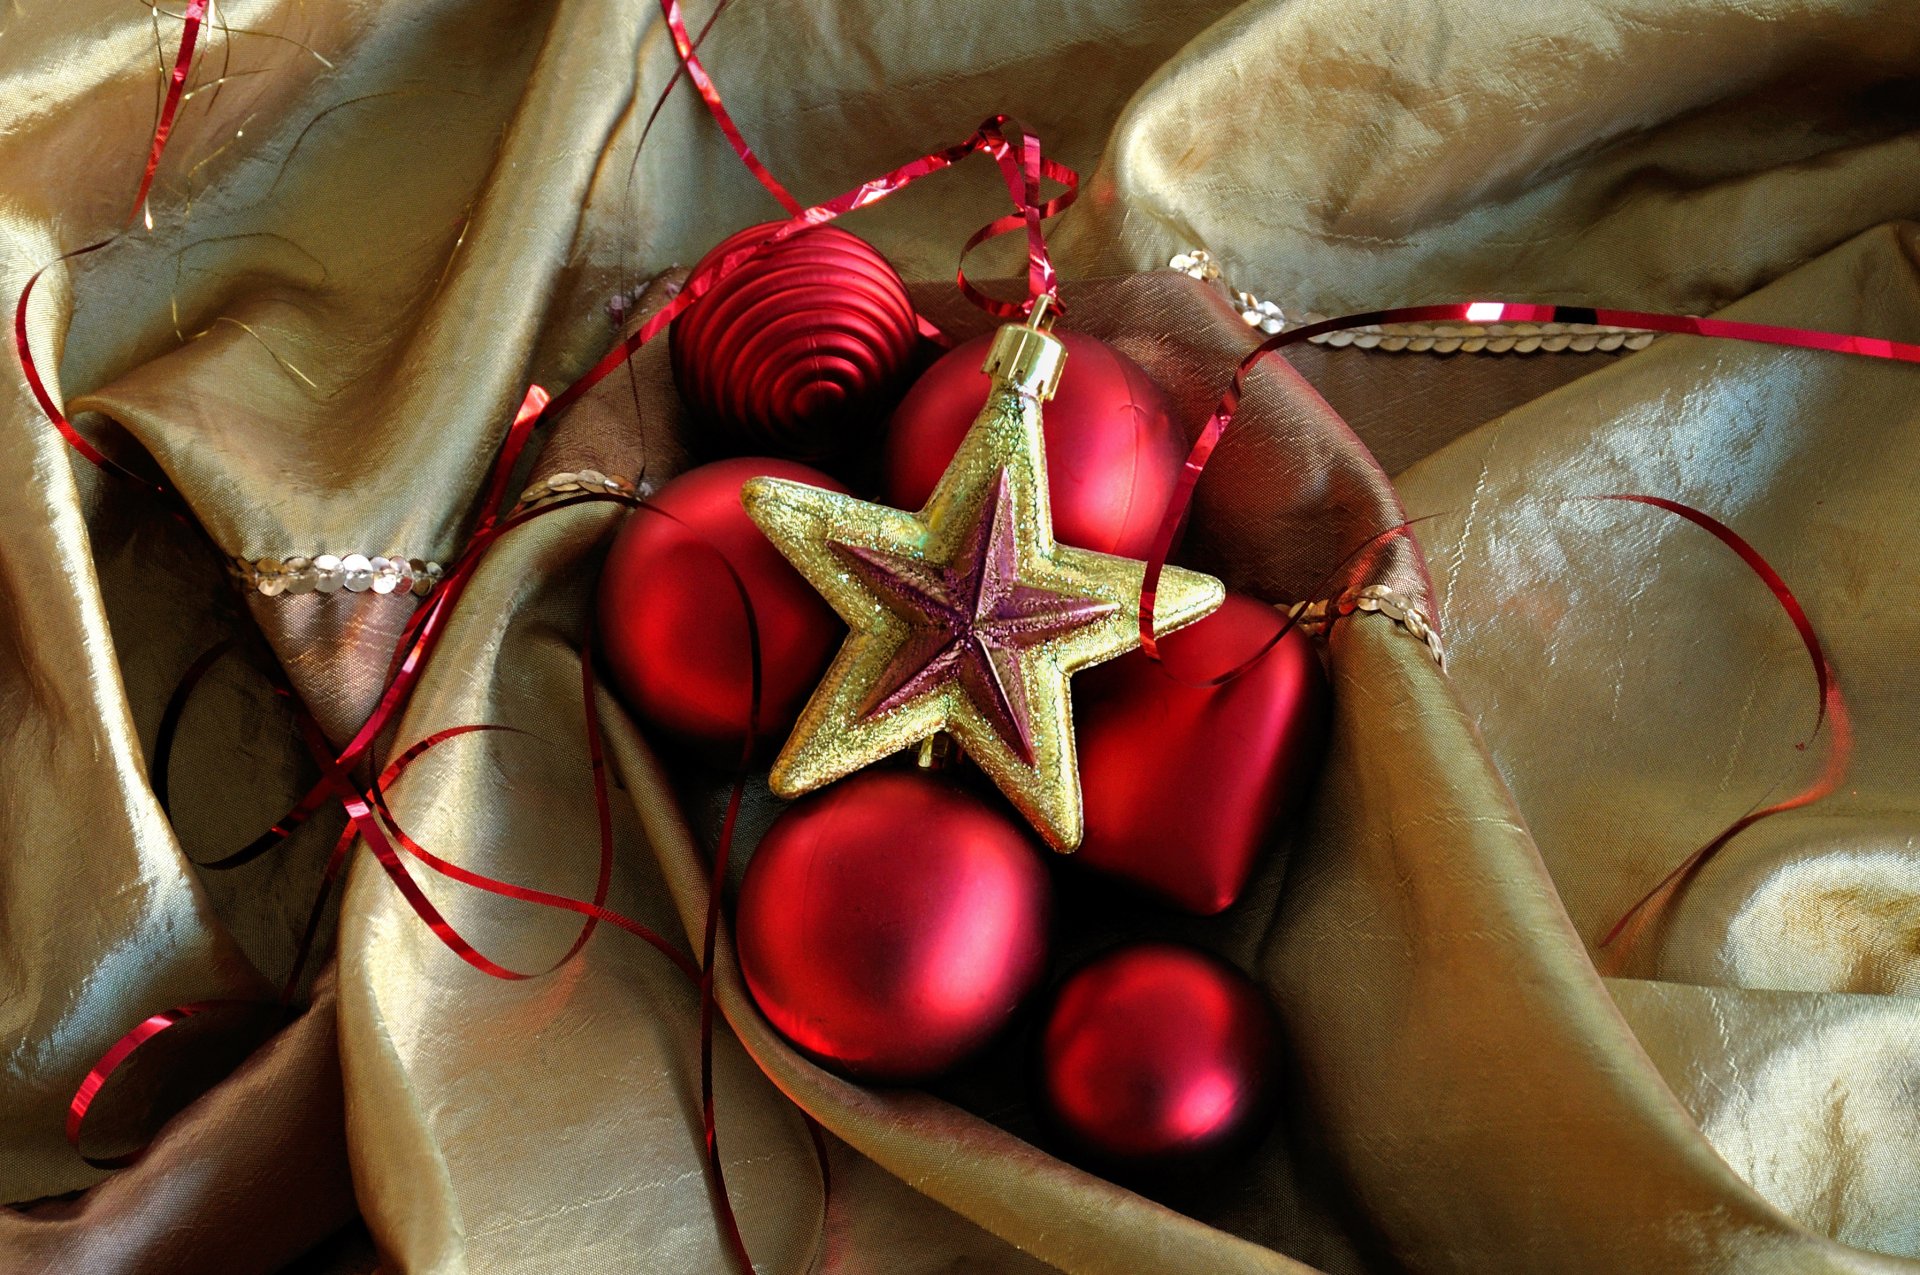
957, 123, 1076, 318
91, 489, 768, 1262
14, 248, 178, 503
702, 770, 755, 1274
295, 704, 574, 986
635, 0, 733, 159
66, 717, 560, 1164
1130, 301, 1876, 956
694, 503, 763, 1275
356, 501, 765, 1271
475, 383, 552, 531
1136, 301, 1920, 660
275, 724, 530, 1000
363, 671, 704, 985
66, 1000, 246, 1169
659, 0, 802, 217
1595, 494, 1852, 959
281, 823, 358, 1002
132, 0, 212, 228
11, 0, 208, 500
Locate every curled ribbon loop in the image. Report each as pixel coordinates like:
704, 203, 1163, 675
1593, 494, 1851, 960
66, 1001, 243, 1170
957, 121, 1077, 318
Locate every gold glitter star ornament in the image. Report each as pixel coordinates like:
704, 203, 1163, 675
741, 302, 1225, 850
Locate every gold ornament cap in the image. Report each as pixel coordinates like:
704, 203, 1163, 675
981, 295, 1066, 401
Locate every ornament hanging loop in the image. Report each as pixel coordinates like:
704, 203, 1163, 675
916, 733, 960, 770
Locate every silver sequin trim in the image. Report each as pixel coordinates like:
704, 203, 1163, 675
1169, 250, 1658, 354
1289, 585, 1444, 667
235, 471, 648, 598
233, 553, 443, 598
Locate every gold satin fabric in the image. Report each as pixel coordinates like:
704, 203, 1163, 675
4, 1, 1920, 1272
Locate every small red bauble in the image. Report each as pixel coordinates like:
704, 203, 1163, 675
881, 330, 1187, 557
671, 222, 921, 462
1074, 594, 1329, 914
1037, 943, 1280, 1175
595, 458, 845, 766
736, 770, 1051, 1083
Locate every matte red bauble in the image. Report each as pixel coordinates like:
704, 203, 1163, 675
882, 330, 1186, 557
1074, 594, 1329, 914
595, 458, 845, 765
1038, 943, 1280, 1175
671, 222, 920, 461
736, 770, 1051, 1082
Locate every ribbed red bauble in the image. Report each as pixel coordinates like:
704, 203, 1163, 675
736, 770, 1051, 1083
671, 222, 920, 462
1038, 943, 1280, 1176
595, 458, 845, 766
1074, 594, 1329, 914
881, 330, 1185, 557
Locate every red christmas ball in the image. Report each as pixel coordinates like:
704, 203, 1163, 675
595, 458, 845, 766
671, 222, 921, 462
1038, 943, 1280, 1175
736, 770, 1051, 1082
882, 330, 1186, 557
1074, 594, 1329, 915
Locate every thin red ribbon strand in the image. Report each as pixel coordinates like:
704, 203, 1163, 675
14, 247, 178, 502
1147, 517, 1440, 693
70, 493, 777, 1264
659, 0, 802, 217
65, 1001, 239, 1169
151, 637, 238, 821
1593, 494, 1851, 959
693, 506, 765, 1275
12, 0, 208, 499
132, 0, 212, 227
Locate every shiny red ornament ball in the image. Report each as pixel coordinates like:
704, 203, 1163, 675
736, 770, 1052, 1083
1038, 943, 1280, 1175
1074, 594, 1330, 914
882, 330, 1186, 557
671, 222, 921, 462
595, 458, 844, 766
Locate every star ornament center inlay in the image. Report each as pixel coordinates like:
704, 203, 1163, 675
742, 314, 1224, 850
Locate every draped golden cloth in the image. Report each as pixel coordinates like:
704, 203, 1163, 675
3, 1, 1919, 1271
